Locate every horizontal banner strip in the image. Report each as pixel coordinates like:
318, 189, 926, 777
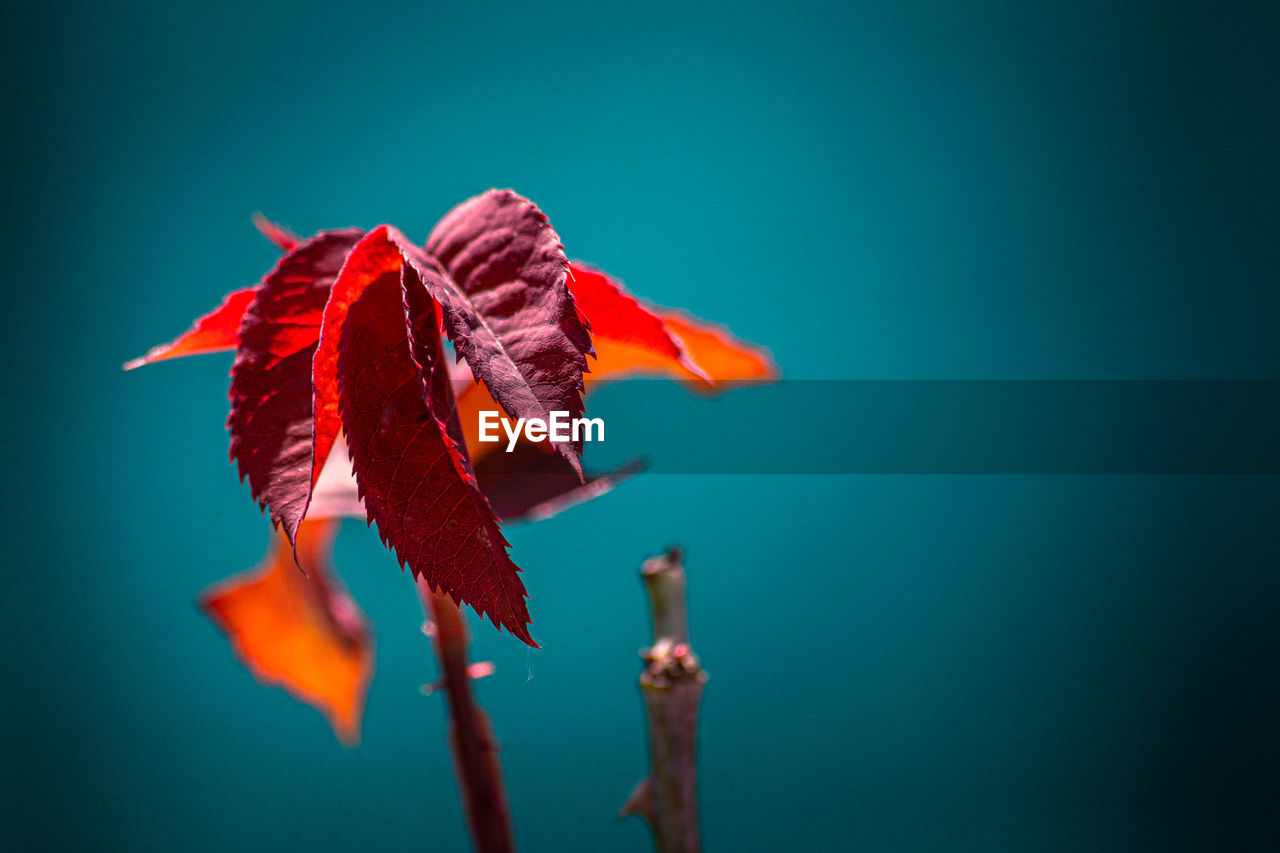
573, 380, 1280, 474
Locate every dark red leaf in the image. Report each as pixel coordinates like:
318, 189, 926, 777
228, 229, 363, 543
475, 441, 644, 524
427, 189, 593, 475
338, 272, 534, 645
313, 224, 590, 509
310, 227, 458, 518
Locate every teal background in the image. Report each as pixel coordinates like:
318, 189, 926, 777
5, 1, 1278, 850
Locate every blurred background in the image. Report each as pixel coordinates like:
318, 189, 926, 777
4, 0, 1278, 849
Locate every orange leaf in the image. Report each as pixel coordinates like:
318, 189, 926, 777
658, 309, 778, 390
124, 216, 302, 370
200, 519, 373, 745
568, 263, 776, 390
123, 287, 257, 370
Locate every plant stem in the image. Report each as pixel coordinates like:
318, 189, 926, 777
416, 580, 515, 853
622, 548, 706, 853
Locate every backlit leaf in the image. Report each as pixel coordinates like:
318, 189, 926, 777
123, 287, 258, 370
252, 214, 301, 252
313, 225, 590, 516
131, 190, 778, 663
428, 189, 592, 475
200, 518, 372, 745
228, 229, 363, 543
566, 263, 776, 389
338, 273, 534, 645
125, 216, 305, 370
567, 263, 706, 384
659, 309, 778, 389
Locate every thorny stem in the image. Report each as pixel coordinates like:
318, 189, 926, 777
416, 580, 514, 853
622, 548, 707, 853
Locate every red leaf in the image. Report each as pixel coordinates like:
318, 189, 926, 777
338, 273, 534, 645
228, 229, 363, 542
427, 189, 592, 475
253, 213, 301, 252
475, 441, 644, 523
130, 194, 780, 658
565, 263, 708, 385
309, 227, 459, 520
201, 518, 373, 745
125, 216, 302, 370
565, 262, 777, 390
300, 421, 641, 526
313, 224, 590, 514
124, 287, 258, 370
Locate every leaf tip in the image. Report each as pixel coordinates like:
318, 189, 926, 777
253, 213, 301, 252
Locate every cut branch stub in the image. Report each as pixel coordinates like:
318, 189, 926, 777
623, 547, 706, 853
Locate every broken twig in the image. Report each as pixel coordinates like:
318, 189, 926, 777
623, 548, 706, 853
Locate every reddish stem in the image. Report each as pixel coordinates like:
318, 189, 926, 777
416, 580, 515, 853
